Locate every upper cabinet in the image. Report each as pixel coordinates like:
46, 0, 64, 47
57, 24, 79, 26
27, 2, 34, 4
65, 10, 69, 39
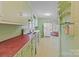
0, 1, 32, 25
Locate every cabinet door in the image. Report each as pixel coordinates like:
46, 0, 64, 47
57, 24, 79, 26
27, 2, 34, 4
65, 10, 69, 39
21, 42, 32, 57
15, 42, 31, 57
15, 50, 22, 57
15, 38, 37, 57
2, 1, 31, 16
0, 1, 32, 24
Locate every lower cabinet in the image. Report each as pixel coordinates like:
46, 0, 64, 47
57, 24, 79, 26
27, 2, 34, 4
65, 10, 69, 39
15, 41, 31, 57
21, 42, 32, 57
15, 39, 35, 57
15, 33, 39, 57
15, 49, 22, 57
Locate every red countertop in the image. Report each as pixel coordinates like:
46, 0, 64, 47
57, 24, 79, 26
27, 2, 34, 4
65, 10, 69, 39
0, 34, 29, 57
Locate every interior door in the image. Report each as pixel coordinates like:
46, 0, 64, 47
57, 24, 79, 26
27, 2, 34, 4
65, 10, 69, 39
43, 23, 53, 37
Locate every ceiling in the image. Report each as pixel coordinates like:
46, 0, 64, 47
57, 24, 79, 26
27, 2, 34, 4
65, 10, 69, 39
29, 1, 59, 24
30, 1, 58, 19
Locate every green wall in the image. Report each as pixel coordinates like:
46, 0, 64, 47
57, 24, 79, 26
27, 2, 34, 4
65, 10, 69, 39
0, 24, 21, 42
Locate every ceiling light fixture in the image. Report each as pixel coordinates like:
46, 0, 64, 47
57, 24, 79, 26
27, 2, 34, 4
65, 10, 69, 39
44, 13, 51, 16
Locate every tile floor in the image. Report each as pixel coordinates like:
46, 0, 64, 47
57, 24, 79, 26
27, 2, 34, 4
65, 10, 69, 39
36, 37, 60, 57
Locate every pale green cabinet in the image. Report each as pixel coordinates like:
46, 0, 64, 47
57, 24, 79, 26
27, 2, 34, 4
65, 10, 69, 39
15, 41, 32, 57
21, 42, 32, 57
15, 32, 39, 57
15, 39, 36, 57
0, 1, 32, 25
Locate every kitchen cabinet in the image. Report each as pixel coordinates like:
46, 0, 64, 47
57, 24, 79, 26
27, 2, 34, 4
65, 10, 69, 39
15, 40, 32, 57
15, 38, 35, 57
20, 42, 32, 57
0, 1, 32, 25
15, 32, 39, 57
